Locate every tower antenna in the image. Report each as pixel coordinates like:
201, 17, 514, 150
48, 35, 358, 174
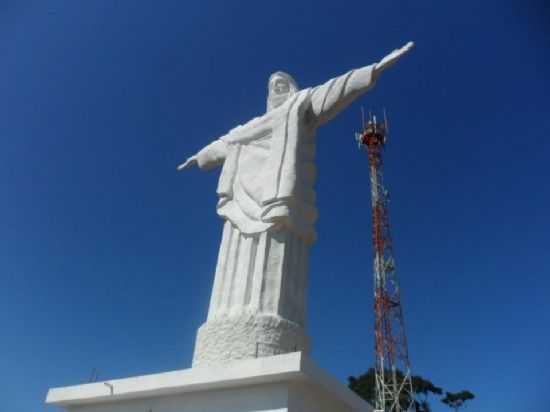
355, 111, 414, 412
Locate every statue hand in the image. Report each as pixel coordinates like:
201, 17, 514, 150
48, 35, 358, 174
374, 41, 414, 76
176, 155, 198, 171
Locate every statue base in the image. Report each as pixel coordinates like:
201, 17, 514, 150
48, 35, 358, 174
46, 352, 372, 412
193, 314, 309, 367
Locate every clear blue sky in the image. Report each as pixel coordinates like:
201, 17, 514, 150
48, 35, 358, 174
1, 1, 549, 411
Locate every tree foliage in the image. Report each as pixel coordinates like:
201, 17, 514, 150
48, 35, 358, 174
348, 368, 376, 406
410, 375, 443, 412
441, 390, 475, 412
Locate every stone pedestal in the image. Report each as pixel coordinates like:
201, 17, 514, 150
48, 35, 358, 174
193, 314, 309, 367
46, 352, 372, 412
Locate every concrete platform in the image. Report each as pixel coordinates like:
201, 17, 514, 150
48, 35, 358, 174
46, 352, 372, 412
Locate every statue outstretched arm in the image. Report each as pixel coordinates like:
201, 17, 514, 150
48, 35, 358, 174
373, 41, 414, 76
177, 139, 228, 171
310, 41, 414, 126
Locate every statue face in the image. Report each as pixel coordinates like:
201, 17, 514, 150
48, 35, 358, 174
266, 72, 298, 112
268, 76, 291, 109
272, 77, 290, 95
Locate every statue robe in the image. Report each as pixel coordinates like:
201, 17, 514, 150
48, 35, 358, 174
192, 64, 377, 366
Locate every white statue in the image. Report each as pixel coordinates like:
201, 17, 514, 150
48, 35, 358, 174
179, 42, 414, 366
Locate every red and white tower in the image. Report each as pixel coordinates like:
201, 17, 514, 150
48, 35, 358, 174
356, 112, 414, 412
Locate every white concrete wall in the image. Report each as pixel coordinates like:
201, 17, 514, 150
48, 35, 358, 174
69, 383, 289, 412
64, 381, 357, 412
288, 383, 354, 412
48, 354, 369, 412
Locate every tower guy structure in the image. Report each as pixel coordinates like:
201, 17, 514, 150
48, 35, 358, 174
356, 112, 414, 412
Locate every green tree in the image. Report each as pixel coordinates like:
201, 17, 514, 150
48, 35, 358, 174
441, 390, 475, 412
410, 375, 443, 412
348, 369, 443, 412
348, 368, 376, 406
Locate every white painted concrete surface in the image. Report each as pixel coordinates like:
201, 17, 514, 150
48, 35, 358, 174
46, 352, 372, 412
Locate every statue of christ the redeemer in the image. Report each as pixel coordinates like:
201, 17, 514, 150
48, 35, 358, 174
178, 42, 414, 367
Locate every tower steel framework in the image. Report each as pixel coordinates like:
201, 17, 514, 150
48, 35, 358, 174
355, 112, 414, 412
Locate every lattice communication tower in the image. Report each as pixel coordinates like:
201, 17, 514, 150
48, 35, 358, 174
355, 111, 414, 412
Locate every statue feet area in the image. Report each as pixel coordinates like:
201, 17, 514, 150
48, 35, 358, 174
192, 313, 309, 367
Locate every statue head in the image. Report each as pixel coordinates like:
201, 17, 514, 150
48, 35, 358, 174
267, 71, 299, 112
